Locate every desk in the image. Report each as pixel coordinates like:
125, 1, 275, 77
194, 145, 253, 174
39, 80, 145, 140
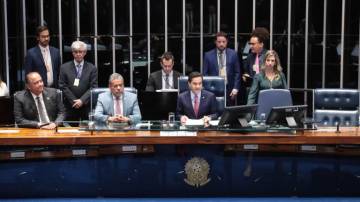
0, 127, 359, 146
1, 127, 360, 197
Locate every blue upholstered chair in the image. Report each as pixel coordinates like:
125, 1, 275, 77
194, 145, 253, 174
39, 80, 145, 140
256, 89, 293, 120
313, 89, 359, 126
90, 87, 138, 111
178, 76, 226, 116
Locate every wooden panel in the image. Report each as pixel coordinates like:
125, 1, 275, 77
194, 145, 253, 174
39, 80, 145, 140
0, 127, 359, 146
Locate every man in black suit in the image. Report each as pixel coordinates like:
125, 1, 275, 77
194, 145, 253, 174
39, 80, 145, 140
14, 72, 65, 129
176, 72, 218, 124
59, 40, 98, 122
145, 51, 181, 91
24, 25, 61, 88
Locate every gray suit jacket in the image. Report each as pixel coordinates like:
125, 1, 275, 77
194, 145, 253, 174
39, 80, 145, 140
14, 88, 65, 128
145, 70, 181, 91
94, 91, 142, 124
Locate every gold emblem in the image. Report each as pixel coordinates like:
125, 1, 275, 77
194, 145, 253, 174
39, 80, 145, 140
184, 157, 211, 187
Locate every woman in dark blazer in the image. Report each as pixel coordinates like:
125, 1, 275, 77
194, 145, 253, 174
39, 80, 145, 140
247, 50, 287, 105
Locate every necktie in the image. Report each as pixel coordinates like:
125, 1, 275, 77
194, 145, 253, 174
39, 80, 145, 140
36, 96, 48, 124
165, 74, 170, 89
194, 94, 199, 117
115, 97, 122, 116
76, 64, 82, 78
255, 54, 260, 74
218, 51, 224, 69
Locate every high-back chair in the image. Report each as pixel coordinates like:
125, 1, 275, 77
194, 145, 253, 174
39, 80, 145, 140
178, 76, 226, 116
313, 89, 359, 126
256, 89, 293, 120
90, 87, 138, 111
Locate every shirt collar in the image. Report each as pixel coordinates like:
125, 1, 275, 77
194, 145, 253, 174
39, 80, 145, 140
31, 91, 43, 100
162, 70, 173, 77
190, 90, 201, 100
74, 60, 84, 67
112, 94, 123, 100
39, 45, 49, 52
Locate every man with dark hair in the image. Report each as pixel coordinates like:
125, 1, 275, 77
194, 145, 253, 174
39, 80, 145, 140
203, 31, 241, 106
145, 51, 181, 91
24, 25, 61, 88
243, 27, 269, 81
176, 72, 217, 124
14, 72, 65, 129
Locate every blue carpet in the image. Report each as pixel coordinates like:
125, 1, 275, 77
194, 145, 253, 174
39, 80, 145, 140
1, 198, 360, 202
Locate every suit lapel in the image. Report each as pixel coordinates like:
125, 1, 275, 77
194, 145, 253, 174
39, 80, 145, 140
25, 90, 39, 121
35, 46, 46, 68
42, 89, 52, 120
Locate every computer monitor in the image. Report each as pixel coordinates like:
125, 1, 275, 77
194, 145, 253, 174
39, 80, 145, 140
266, 105, 307, 128
218, 104, 258, 128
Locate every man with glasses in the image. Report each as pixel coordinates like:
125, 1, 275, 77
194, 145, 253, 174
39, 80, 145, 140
243, 27, 269, 83
59, 41, 98, 123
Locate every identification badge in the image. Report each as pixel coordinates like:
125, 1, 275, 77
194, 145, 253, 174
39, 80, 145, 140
73, 78, 80, 86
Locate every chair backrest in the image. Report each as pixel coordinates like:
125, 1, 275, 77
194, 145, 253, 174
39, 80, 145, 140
313, 89, 359, 126
256, 89, 293, 120
178, 76, 226, 116
90, 87, 138, 111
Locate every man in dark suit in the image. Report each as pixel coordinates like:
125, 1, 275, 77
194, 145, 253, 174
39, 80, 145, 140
203, 31, 241, 106
243, 27, 269, 83
24, 26, 61, 88
145, 51, 181, 91
14, 72, 65, 129
176, 72, 217, 124
59, 41, 98, 122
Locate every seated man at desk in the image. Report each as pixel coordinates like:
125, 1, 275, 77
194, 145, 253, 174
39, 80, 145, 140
94, 73, 141, 125
176, 72, 218, 124
14, 72, 65, 129
145, 51, 181, 91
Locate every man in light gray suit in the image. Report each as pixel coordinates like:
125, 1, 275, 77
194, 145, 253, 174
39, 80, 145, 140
14, 72, 65, 129
94, 73, 141, 124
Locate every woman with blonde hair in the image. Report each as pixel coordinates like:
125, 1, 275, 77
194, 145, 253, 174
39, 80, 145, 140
247, 50, 287, 104
0, 75, 9, 97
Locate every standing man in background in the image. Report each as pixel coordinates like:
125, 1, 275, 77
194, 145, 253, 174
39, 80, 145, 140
24, 25, 61, 88
243, 27, 269, 84
145, 51, 181, 91
203, 31, 241, 106
59, 41, 98, 123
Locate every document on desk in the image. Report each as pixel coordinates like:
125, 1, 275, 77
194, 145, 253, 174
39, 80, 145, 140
57, 129, 85, 133
160, 131, 197, 136
0, 130, 20, 133
185, 119, 204, 126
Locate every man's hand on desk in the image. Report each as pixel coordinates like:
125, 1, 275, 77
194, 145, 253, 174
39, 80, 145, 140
203, 116, 211, 123
39, 122, 57, 130
108, 115, 130, 123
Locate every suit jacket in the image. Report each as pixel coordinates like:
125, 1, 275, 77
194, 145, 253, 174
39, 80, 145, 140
176, 90, 218, 120
243, 48, 267, 78
14, 88, 65, 128
145, 70, 181, 91
203, 48, 241, 91
58, 60, 98, 107
24, 46, 61, 88
94, 91, 142, 124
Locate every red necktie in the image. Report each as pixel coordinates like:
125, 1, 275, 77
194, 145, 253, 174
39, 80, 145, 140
194, 94, 199, 117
